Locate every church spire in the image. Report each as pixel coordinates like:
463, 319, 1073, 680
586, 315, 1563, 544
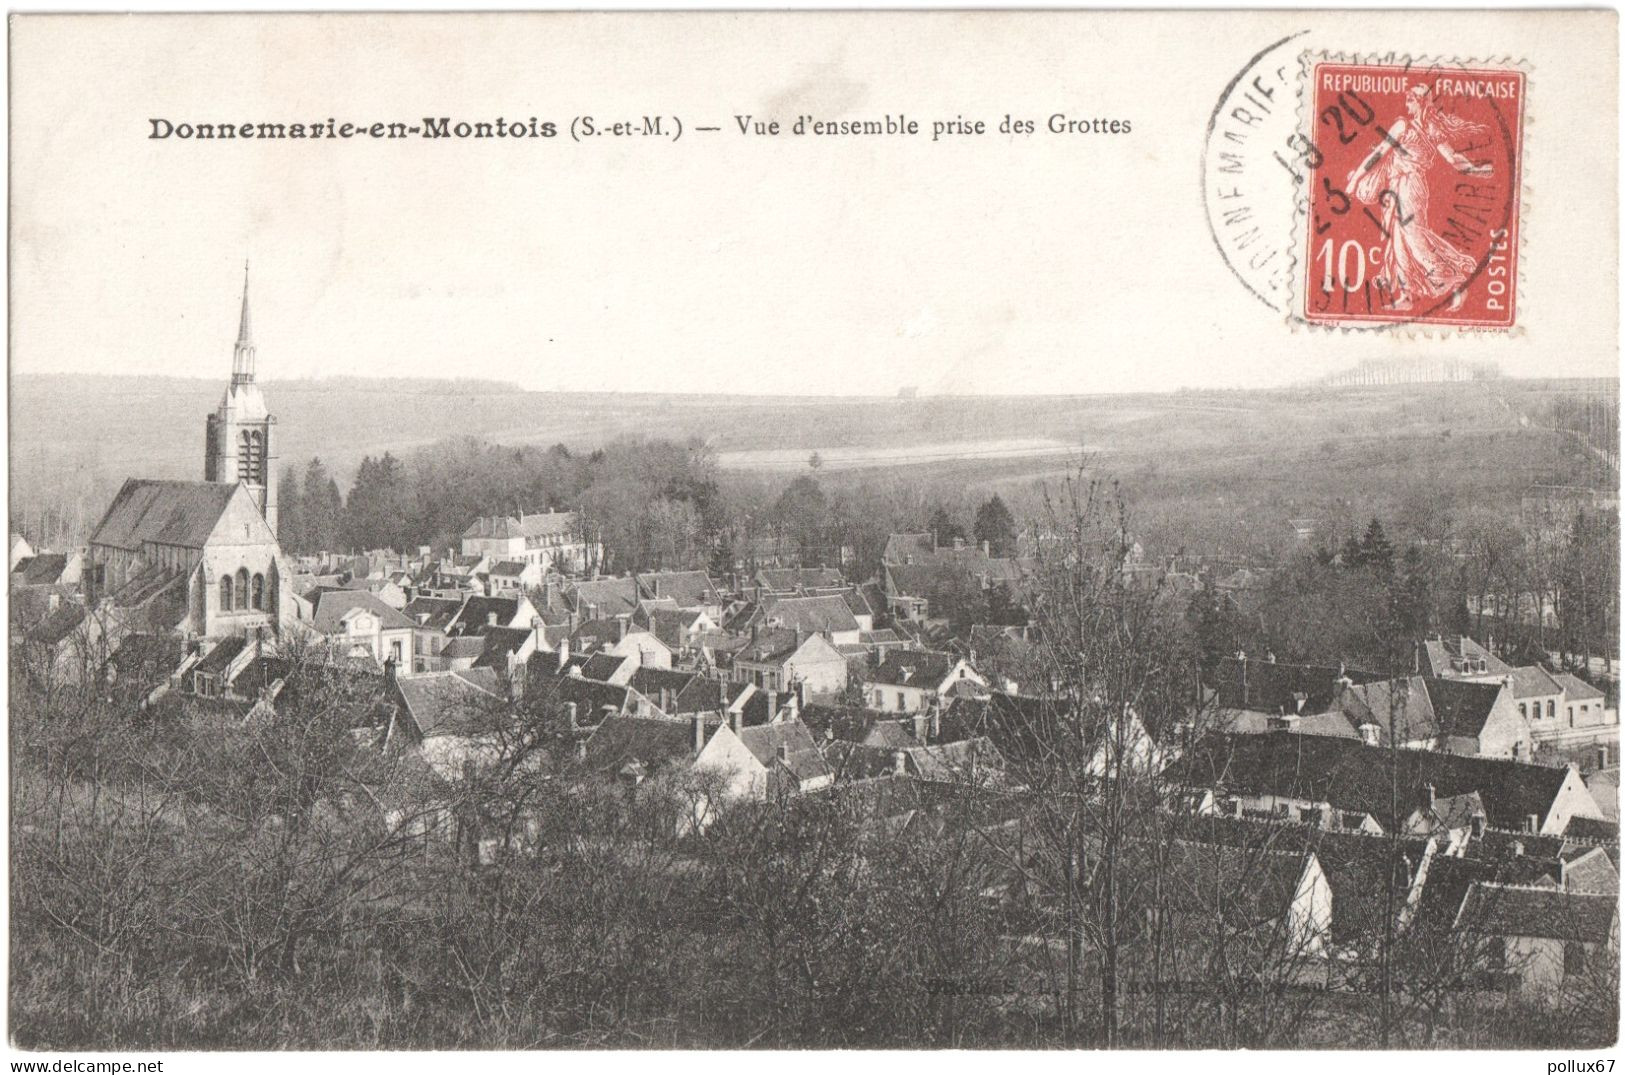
232, 260, 255, 384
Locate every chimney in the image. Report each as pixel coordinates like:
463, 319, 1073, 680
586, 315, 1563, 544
1470, 813, 1486, 839
913, 712, 929, 744
692, 714, 706, 757
893, 750, 908, 775
1512, 838, 1526, 857
1598, 746, 1610, 769
487, 611, 498, 627
931, 702, 940, 739
1413, 640, 1421, 675
557, 635, 571, 672
729, 708, 742, 735
767, 688, 779, 720
1266, 651, 1276, 664
1525, 814, 1540, 834
981, 540, 990, 557
566, 701, 579, 732
615, 617, 627, 643
1422, 783, 1435, 810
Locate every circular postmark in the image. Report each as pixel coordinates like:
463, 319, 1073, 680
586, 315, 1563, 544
1201, 31, 1314, 315
1202, 38, 1527, 332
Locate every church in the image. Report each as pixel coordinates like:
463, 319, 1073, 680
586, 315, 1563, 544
86, 267, 295, 641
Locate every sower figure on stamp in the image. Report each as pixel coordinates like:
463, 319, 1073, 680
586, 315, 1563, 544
1345, 83, 1494, 311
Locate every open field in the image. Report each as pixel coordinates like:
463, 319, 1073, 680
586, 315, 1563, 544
10, 374, 1616, 557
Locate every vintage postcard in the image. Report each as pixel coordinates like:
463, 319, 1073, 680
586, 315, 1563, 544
6, 10, 1620, 1061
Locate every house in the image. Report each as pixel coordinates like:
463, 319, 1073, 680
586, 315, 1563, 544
383, 667, 509, 778
731, 628, 849, 700
569, 576, 641, 621
1339, 675, 1534, 759
9, 532, 35, 570
1167, 814, 1433, 952
754, 594, 863, 646
1454, 882, 1618, 997
1418, 634, 1512, 680
799, 702, 924, 750
403, 595, 465, 673
641, 606, 719, 653
754, 566, 847, 597
10, 550, 84, 590
86, 479, 294, 640
1151, 840, 1334, 962
306, 589, 416, 670
461, 511, 597, 574
1418, 638, 1618, 752
582, 714, 708, 784
628, 667, 720, 717
865, 651, 985, 714
1168, 732, 1606, 836
445, 594, 538, 639
486, 559, 543, 597
694, 716, 835, 803
635, 570, 723, 618
606, 628, 673, 671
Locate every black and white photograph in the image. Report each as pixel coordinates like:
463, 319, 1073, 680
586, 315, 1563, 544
5, 9, 1621, 1059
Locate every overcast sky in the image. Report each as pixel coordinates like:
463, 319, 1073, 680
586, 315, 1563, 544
11, 12, 1618, 396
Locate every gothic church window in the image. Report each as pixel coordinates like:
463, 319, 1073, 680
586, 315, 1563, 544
238, 430, 264, 484
252, 573, 265, 610
220, 575, 234, 611
236, 567, 250, 610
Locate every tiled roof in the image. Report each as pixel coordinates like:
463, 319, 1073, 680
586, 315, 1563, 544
404, 596, 464, 631
1419, 636, 1512, 678
13, 553, 69, 586
755, 566, 847, 592
489, 560, 531, 578
584, 715, 698, 775
738, 718, 833, 785
1208, 656, 1383, 715
628, 668, 714, 713
22, 601, 85, 647
311, 589, 415, 633
870, 650, 960, 689
473, 627, 532, 669
1456, 882, 1617, 943
735, 628, 804, 665
905, 737, 1006, 785
393, 668, 504, 738
882, 533, 935, 564
447, 595, 524, 636
636, 570, 720, 608
1169, 814, 1428, 944
579, 653, 630, 682
194, 636, 247, 676
1554, 672, 1606, 702
462, 511, 580, 540
1509, 665, 1563, 699
90, 479, 247, 551
761, 594, 861, 636
570, 577, 640, 618
1168, 732, 1578, 833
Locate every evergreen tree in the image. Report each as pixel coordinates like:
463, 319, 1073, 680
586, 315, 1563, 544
1392, 545, 1432, 640
277, 464, 305, 553
929, 506, 966, 549
973, 495, 1017, 557
302, 458, 342, 553
1358, 517, 1395, 576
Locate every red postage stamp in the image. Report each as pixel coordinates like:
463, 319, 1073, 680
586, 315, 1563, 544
1299, 59, 1525, 329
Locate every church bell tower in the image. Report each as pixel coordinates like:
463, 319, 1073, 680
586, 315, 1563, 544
204, 263, 278, 535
